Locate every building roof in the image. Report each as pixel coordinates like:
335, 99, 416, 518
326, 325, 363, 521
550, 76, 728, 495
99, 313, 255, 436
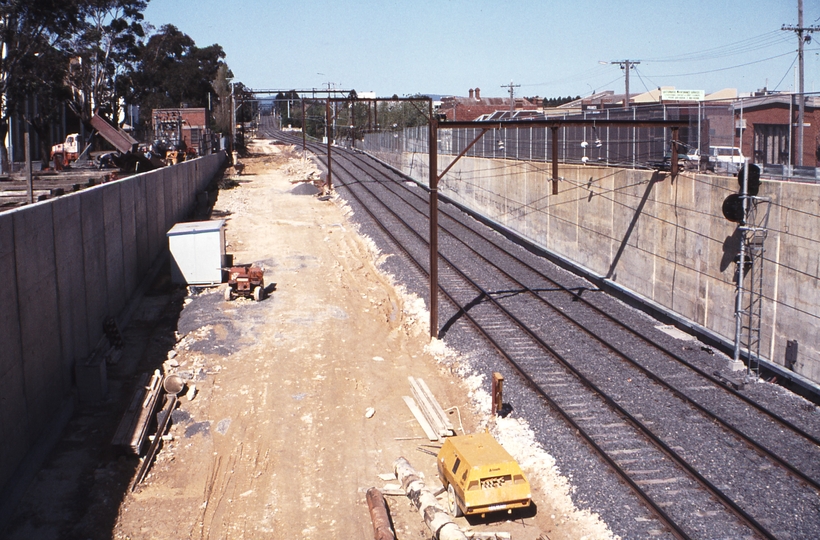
731, 93, 819, 111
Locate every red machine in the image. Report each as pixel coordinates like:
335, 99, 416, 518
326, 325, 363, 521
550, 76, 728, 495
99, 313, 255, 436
224, 264, 265, 301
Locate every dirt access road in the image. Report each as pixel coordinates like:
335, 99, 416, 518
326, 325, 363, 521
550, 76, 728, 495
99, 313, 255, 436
5, 138, 615, 540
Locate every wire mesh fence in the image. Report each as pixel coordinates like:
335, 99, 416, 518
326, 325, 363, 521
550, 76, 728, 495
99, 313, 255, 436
362, 104, 736, 170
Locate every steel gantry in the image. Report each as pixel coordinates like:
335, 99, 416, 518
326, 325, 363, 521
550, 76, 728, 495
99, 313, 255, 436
315, 96, 689, 339
428, 117, 689, 338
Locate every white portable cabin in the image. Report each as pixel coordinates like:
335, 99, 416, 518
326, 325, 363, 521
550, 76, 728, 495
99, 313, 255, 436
167, 220, 226, 285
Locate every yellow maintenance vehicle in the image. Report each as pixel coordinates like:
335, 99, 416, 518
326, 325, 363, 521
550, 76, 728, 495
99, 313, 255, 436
436, 432, 532, 518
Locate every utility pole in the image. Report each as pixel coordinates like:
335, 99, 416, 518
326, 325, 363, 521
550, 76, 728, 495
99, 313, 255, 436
782, 0, 819, 167
501, 81, 520, 115
609, 60, 640, 109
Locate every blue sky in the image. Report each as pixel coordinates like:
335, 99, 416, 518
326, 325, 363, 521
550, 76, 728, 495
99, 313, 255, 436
143, 0, 820, 99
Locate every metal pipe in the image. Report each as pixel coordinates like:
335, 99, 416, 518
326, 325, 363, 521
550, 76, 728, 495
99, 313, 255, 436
733, 159, 751, 367
671, 127, 679, 179
365, 488, 396, 540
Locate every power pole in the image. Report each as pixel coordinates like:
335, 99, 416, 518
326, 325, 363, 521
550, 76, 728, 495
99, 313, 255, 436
610, 60, 640, 109
782, 0, 819, 167
501, 81, 521, 115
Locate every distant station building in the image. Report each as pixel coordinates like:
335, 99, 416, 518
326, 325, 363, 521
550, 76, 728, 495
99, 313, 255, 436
152, 108, 211, 156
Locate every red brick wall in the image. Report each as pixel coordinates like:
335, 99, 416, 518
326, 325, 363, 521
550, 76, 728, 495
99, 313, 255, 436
739, 103, 819, 166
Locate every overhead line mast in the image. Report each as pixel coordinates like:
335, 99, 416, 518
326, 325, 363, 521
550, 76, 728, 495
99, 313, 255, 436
782, 0, 819, 167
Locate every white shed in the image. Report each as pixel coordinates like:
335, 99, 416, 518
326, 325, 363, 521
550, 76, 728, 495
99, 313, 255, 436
167, 220, 226, 285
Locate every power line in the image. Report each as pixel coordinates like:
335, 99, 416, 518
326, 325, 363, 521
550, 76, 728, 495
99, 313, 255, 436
643, 30, 792, 63
641, 50, 796, 78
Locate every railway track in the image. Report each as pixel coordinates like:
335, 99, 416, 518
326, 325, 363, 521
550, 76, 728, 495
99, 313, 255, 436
267, 128, 820, 539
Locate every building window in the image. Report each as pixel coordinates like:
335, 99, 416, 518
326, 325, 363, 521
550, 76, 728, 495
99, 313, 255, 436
753, 124, 790, 165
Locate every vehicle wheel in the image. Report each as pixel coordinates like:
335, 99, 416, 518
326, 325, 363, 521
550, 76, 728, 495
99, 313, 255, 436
252, 286, 263, 302
447, 483, 463, 517
224, 286, 232, 301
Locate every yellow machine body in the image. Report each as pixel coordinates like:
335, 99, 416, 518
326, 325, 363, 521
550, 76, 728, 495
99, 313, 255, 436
437, 432, 532, 516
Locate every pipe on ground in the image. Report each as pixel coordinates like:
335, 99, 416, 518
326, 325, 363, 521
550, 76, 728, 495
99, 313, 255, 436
394, 456, 467, 540
366, 487, 396, 540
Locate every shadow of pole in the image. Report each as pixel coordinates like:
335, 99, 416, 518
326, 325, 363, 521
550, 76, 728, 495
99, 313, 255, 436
605, 171, 663, 280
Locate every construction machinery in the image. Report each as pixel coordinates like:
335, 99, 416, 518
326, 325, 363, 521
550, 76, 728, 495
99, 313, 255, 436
437, 432, 532, 518
50, 133, 81, 168
224, 264, 265, 301
51, 111, 154, 172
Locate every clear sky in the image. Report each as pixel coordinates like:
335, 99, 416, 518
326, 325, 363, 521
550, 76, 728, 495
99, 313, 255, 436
143, 0, 820, 99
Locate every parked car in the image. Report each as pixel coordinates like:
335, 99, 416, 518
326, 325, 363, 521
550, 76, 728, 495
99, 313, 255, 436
709, 146, 748, 173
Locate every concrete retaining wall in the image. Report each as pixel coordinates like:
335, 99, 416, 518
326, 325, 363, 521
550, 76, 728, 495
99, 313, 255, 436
368, 148, 820, 388
0, 152, 225, 493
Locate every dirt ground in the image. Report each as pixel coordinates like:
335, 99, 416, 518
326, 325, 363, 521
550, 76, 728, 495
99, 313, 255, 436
5, 138, 615, 540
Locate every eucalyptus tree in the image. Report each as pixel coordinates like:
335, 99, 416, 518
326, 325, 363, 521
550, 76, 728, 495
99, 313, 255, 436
0, 0, 83, 172
123, 24, 226, 133
66, 0, 149, 123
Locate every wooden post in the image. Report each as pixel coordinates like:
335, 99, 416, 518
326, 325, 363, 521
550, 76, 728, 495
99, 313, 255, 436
492, 372, 504, 415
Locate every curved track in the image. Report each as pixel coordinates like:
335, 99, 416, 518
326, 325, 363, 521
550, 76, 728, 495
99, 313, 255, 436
267, 128, 820, 539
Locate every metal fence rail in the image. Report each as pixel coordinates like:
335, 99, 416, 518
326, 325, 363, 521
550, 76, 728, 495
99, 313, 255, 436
363, 104, 730, 170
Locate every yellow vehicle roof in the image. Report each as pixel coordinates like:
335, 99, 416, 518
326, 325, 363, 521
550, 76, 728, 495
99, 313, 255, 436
441, 432, 518, 468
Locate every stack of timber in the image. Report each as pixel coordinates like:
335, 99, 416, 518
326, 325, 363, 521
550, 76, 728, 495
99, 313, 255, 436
402, 376, 455, 441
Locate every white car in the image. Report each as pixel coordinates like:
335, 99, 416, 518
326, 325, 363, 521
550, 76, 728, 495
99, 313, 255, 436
709, 146, 747, 164
708, 146, 747, 173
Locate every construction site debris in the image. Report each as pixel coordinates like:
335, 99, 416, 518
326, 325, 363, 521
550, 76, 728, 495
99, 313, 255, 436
366, 487, 396, 540
408, 376, 456, 440
111, 370, 163, 455
131, 392, 177, 491
394, 456, 468, 540
402, 395, 439, 441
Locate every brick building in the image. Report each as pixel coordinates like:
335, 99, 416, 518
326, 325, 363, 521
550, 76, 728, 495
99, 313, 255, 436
152, 108, 210, 156
439, 88, 539, 121
733, 94, 820, 167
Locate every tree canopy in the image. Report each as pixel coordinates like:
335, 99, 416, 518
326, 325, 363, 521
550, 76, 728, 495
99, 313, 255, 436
0, 1, 234, 171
